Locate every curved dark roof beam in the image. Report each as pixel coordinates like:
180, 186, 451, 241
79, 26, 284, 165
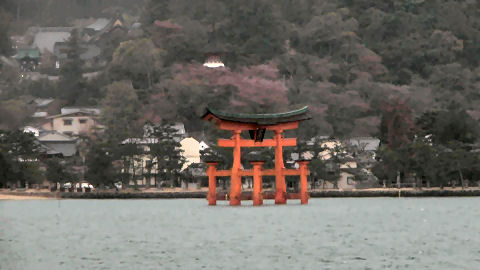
202, 106, 311, 125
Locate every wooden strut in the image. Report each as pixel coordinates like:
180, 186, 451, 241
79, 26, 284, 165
206, 162, 218, 206
251, 161, 264, 206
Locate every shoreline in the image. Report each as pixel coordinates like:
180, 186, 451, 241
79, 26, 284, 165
2, 188, 480, 200
0, 193, 54, 200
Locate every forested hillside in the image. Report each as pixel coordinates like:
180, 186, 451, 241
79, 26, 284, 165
1, 0, 480, 140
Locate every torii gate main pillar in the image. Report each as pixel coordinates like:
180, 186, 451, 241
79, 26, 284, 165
274, 129, 287, 204
230, 130, 242, 205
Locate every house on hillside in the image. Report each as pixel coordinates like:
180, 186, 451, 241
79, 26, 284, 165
289, 137, 342, 161
119, 124, 202, 187
53, 42, 101, 68
86, 18, 111, 33
37, 131, 77, 157
25, 26, 106, 70
30, 27, 73, 54
288, 136, 380, 189
180, 137, 206, 170
345, 137, 380, 170
13, 27, 70, 72
91, 14, 128, 46
14, 48, 40, 71
41, 108, 101, 136
120, 137, 159, 187
347, 137, 380, 152
142, 122, 186, 141
10, 35, 31, 49
28, 98, 59, 120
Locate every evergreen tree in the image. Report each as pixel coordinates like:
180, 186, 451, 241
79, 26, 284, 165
418, 107, 479, 146
45, 158, 71, 184
0, 130, 43, 187
117, 141, 144, 188
101, 80, 141, 143
110, 38, 164, 89
142, 0, 171, 25
149, 122, 185, 187
58, 29, 86, 105
219, 0, 285, 66
0, 151, 14, 187
85, 140, 118, 187
0, 8, 12, 56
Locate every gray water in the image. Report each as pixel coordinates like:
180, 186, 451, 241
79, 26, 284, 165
1, 198, 480, 270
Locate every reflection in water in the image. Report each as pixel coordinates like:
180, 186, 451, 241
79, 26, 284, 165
1, 198, 480, 269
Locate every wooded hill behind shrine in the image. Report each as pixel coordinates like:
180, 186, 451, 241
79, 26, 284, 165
1, 0, 480, 140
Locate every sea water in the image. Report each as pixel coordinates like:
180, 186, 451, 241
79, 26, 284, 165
1, 198, 480, 269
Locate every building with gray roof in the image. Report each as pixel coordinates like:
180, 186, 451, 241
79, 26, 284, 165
38, 131, 77, 157
86, 18, 111, 31
33, 30, 71, 53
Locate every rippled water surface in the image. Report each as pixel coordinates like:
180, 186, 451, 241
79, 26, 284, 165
1, 198, 480, 269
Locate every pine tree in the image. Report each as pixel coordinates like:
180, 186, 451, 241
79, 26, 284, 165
85, 140, 117, 187
58, 29, 85, 105
45, 158, 71, 185
149, 122, 185, 187
0, 130, 42, 187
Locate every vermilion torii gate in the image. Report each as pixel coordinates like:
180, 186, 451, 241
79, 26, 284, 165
202, 106, 312, 206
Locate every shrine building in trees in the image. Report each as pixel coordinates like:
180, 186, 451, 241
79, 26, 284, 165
202, 106, 312, 206
15, 48, 40, 72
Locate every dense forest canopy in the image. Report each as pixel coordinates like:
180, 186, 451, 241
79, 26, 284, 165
1, 0, 480, 140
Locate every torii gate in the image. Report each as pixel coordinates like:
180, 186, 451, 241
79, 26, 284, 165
202, 106, 311, 206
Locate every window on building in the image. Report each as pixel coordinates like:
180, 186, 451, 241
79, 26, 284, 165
347, 176, 355, 185
325, 162, 337, 173
63, 119, 72, 125
145, 160, 152, 169
79, 118, 87, 124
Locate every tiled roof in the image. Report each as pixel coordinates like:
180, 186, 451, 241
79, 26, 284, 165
33, 31, 71, 53
41, 142, 76, 157
60, 107, 100, 115
34, 98, 54, 107
15, 48, 40, 59
86, 18, 111, 31
38, 131, 76, 142
32, 112, 48, 118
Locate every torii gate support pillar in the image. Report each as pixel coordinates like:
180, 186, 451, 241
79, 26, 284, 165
251, 161, 265, 206
230, 130, 242, 206
206, 162, 219, 206
298, 160, 310, 204
274, 130, 287, 204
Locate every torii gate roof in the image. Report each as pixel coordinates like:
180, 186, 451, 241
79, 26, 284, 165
202, 106, 311, 125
